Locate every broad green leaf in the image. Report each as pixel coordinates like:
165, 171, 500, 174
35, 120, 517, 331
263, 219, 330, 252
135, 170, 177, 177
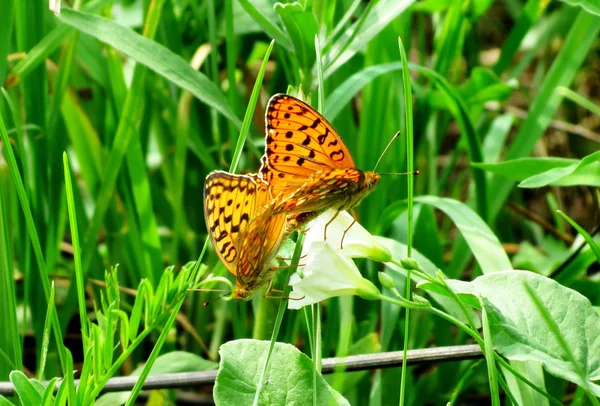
519, 150, 600, 188
557, 0, 600, 16
473, 271, 600, 396
9, 371, 43, 405
473, 158, 576, 181
275, 3, 318, 79
214, 340, 349, 405
415, 196, 512, 273
57, 8, 241, 127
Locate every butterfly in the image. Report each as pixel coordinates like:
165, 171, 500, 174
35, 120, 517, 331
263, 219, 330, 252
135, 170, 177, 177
203, 171, 289, 300
204, 94, 403, 299
257, 94, 382, 239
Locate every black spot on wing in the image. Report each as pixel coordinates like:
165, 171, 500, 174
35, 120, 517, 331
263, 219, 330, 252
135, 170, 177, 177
330, 150, 345, 161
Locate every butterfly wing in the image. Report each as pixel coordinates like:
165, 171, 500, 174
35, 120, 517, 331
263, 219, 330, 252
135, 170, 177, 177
259, 94, 356, 197
238, 203, 288, 285
273, 168, 364, 215
203, 171, 286, 279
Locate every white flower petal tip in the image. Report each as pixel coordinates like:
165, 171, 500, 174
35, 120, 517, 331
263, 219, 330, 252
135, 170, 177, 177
302, 210, 391, 262
288, 241, 381, 310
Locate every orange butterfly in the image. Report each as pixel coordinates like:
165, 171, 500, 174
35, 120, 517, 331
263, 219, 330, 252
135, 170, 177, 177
258, 94, 382, 239
204, 94, 402, 299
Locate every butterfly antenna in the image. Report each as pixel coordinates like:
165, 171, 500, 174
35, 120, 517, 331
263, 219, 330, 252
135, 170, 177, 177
203, 292, 231, 307
373, 131, 401, 172
379, 170, 420, 176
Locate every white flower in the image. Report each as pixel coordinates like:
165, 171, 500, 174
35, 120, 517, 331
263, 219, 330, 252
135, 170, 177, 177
301, 210, 391, 262
288, 241, 380, 309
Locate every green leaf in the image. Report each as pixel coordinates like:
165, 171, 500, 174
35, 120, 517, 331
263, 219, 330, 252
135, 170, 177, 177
474, 271, 600, 396
9, 371, 43, 405
456, 67, 514, 106
325, 62, 404, 121
415, 196, 512, 273
473, 158, 577, 181
488, 10, 600, 219
237, 0, 292, 50
519, 150, 600, 188
0, 396, 15, 406
214, 339, 349, 405
557, 0, 600, 16
556, 210, 600, 263
57, 8, 241, 127
323, 0, 415, 79
274, 3, 318, 80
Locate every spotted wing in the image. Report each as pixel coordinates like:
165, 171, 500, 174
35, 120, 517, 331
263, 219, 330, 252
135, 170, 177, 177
259, 94, 356, 197
273, 168, 364, 215
238, 203, 288, 284
203, 171, 285, 278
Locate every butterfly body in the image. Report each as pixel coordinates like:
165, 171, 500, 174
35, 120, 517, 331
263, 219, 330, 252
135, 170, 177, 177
273, 168, 380, 216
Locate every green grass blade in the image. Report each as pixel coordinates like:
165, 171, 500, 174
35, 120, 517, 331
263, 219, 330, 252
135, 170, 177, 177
0, 0, 15, 82
398, 35, 414, 406
493, 0, 548, 74
62, 153, 89, 344
237, 0, 292, 50
8, 0, 112, 82
482, 306, 500, 406
489, 9, 600, 220
323, 0, 414, 79
556, 210, 600, 263
124, 297, 186, 405
0, 169, 23, 379
557, 86, 600, 116
37, 283, 55, 380
0, 96, 68, 373
229, 40, 275, 173
57, 7, 241, 127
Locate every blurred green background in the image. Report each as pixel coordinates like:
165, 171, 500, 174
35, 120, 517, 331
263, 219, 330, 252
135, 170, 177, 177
0, 0, 599, 404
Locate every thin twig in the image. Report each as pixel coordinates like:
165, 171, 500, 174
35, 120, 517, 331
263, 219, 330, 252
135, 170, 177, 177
507, 202, 574, 244
0, 345, 483, 396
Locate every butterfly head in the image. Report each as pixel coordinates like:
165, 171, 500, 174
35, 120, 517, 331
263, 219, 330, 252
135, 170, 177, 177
233, 285, 253, 301
363, 171, 381, 192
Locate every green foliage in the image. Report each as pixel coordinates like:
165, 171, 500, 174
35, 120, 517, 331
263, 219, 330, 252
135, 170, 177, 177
0, 0, 599, 404
433, 271, 600, 397
214, 340, 349, 405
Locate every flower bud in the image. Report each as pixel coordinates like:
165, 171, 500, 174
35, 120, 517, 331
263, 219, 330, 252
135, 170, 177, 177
400, 257, 419, 271
355, 279, 381, 301
378, 272, 396, 289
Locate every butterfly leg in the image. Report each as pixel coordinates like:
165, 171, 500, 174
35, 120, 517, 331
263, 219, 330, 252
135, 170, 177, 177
323, 209, 342, 241
340, 218, 357, 250
276, 254, 308, 261
263, 281, 305, 301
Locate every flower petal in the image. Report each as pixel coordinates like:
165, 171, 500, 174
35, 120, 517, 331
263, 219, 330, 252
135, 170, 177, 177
302, 210, 391, 261
288, 241, 368, 309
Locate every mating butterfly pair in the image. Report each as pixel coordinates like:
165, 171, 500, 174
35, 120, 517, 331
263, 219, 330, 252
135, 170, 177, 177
203, 94, 381, 299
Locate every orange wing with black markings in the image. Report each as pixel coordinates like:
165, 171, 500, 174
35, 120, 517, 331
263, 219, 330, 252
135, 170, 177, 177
259, 94, 356, 197
203, 171, 286, 283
